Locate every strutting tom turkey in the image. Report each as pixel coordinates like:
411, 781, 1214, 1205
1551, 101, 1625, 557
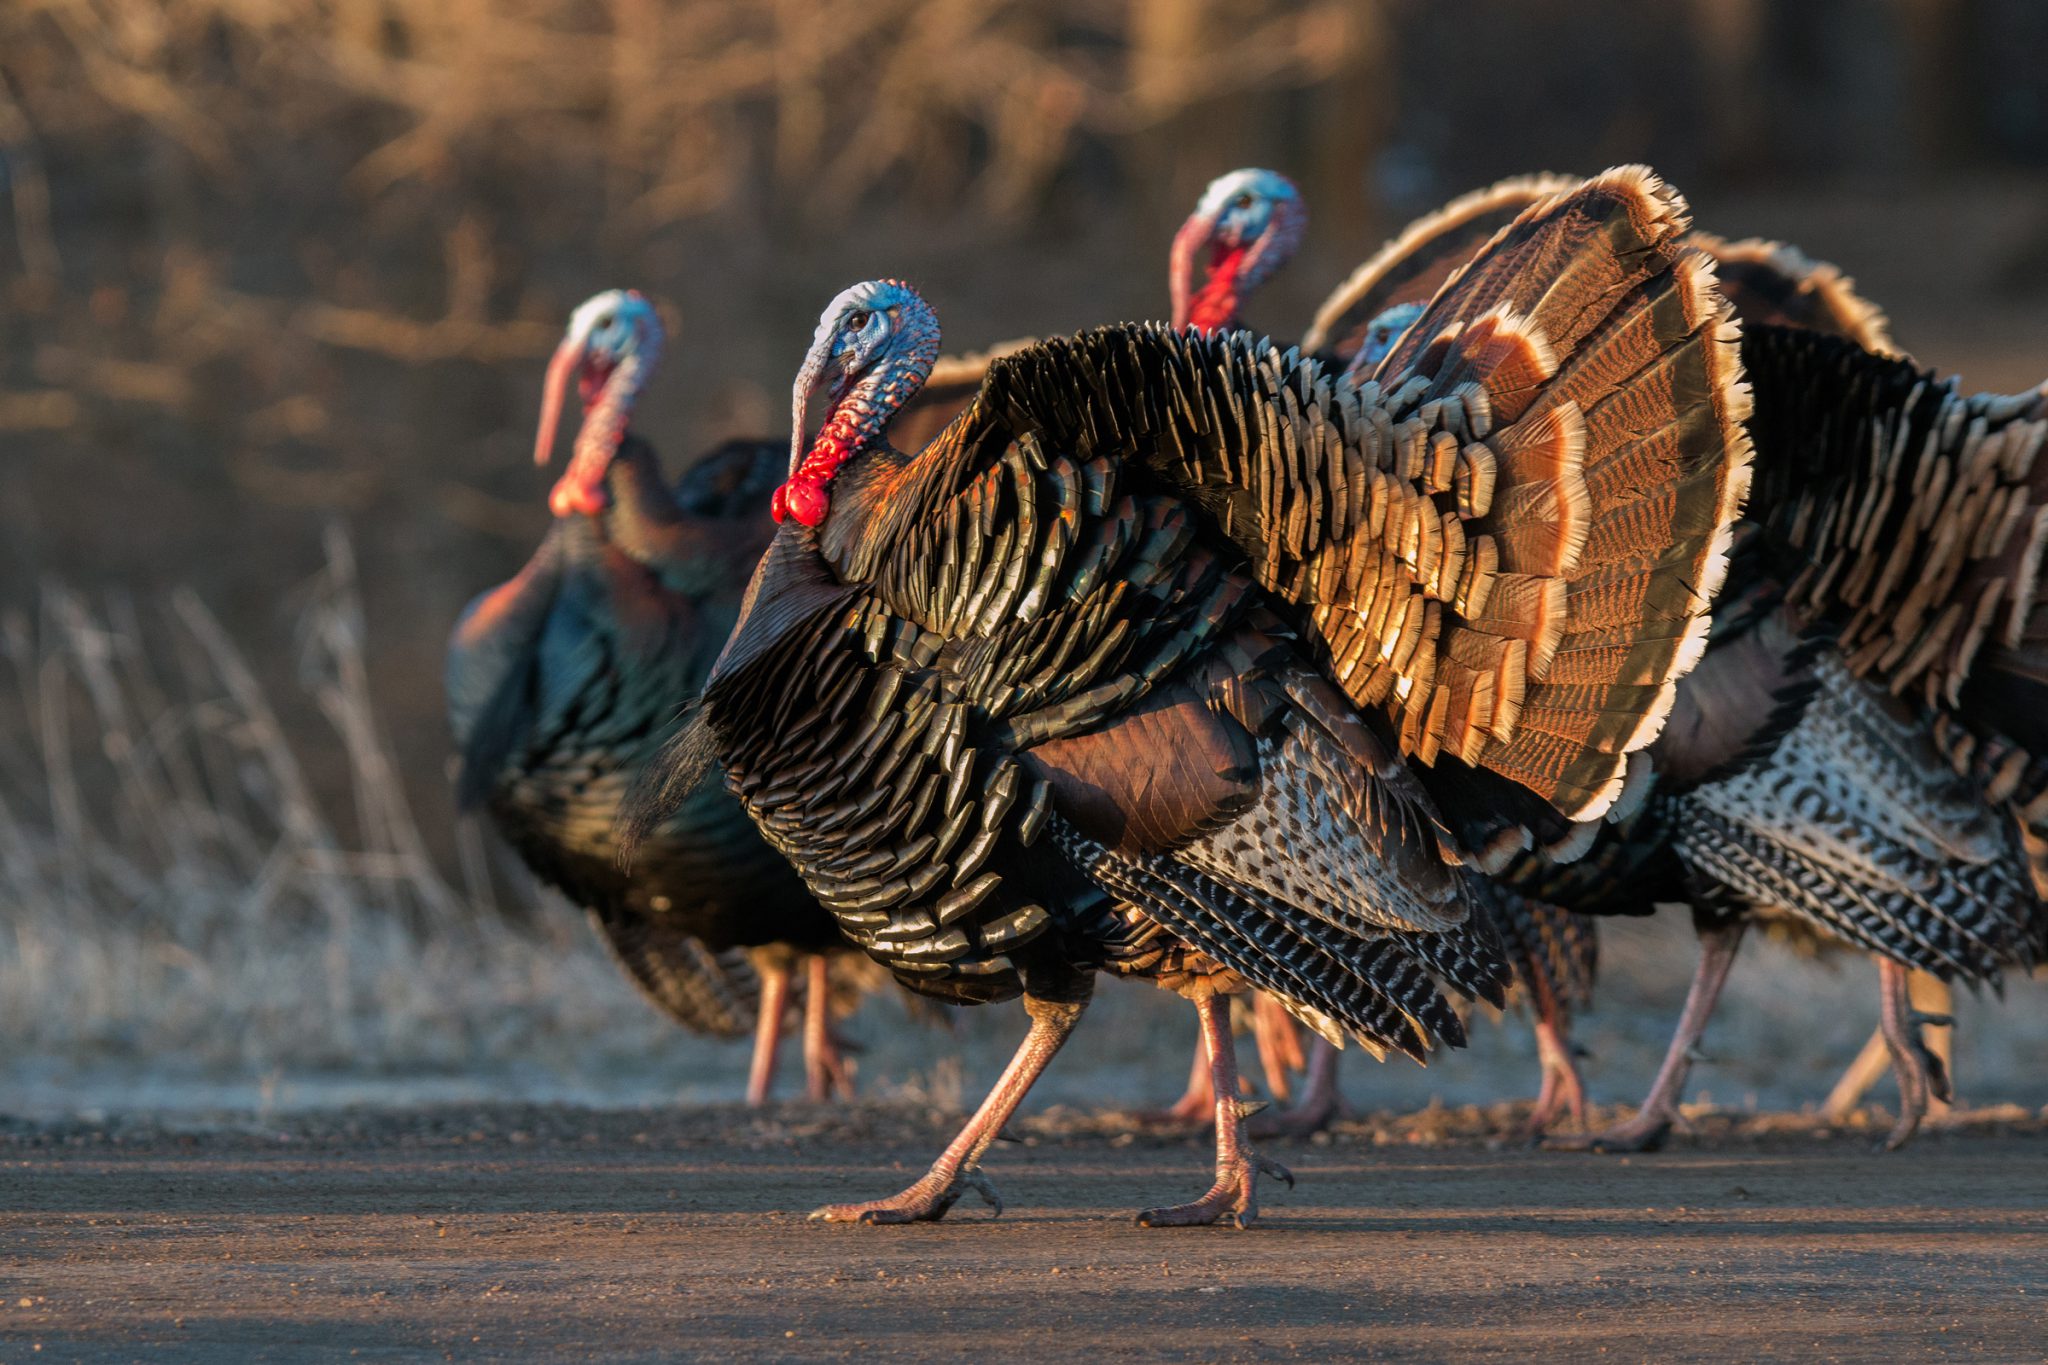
628, 167, 1757, 1225
1152, 167, 1605, 1135
1287, 172, 1901, 1137
1319, 176, 2048, 1153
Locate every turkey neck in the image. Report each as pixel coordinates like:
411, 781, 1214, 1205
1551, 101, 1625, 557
1186, 244, 1248, 333
813, 437, 925, 579
587, 436, 775, 596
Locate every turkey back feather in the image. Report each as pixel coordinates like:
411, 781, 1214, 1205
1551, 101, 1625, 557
1741, 326, 2048, 713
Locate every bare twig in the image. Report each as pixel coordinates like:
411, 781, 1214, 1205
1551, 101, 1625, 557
0, 68, 62, 283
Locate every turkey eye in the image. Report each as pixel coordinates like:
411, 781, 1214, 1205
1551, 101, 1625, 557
597, 314, 615, 330
1232, 192, 1254, 209
845, 309, 872, 331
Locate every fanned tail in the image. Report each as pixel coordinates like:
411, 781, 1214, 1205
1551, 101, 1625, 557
1302, 173, 1579, 368
1366, 167, 1756, 848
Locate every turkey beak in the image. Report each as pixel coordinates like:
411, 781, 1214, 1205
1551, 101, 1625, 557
787, 344, 829, 479
534, 333, 589, 468
1168, 212, 1217, 331
786, 347, 848, 477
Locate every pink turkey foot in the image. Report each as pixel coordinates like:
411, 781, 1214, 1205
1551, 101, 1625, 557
1135, 994, 1294, 1228
810, 1166, 1004, 1225
1875, 958, 1954, 1152
803, 954, 858, 1103
1823, 971, 1953, 1124
1250, 1037, 1343, 1138
1250, 994, 1305, 1103
811, 994, 1083, 1225
1137, 1029, 1218, 1126
744, 959, 794, 1107
1548, 920, 1745, 1154
1520, 1012, 1589, 1141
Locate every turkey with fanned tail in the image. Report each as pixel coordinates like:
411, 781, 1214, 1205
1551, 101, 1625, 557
1291, 174, 1935, 1138
626, 167, 1756, 1225
1160, 167, 1629, 1131
1314, 174, 2048, 1153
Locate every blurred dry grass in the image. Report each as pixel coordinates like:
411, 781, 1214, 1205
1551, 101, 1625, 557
0, 0, 1361, 221
0, 527, 625, 1076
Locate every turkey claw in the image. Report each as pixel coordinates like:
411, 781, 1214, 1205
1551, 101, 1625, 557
959, 1167, 1005, 1217
1545, 1109, 1674, 1154
1135, 1151, 1289, 1229
808, 1164, 1004, 1225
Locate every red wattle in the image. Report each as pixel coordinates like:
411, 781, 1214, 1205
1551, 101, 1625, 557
773, 478, 829, 527
1188, 244, 1247, 334
772, 413, 863, 526
548, 473, 609, 519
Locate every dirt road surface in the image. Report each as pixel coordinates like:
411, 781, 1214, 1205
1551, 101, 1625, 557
3, 1105, 2044, 1362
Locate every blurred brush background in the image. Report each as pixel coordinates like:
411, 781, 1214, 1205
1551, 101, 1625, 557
1, 0, 2045, 1119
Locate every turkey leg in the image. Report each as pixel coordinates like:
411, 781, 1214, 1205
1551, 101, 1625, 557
1550, 919, 1746, 1153
1251, 994, 1306, 1101
1252, 1036, 1343, 1137
1823, 970, 1953, 1123
1151, 995, 1307, 1126
745, 958, 793, 1106
1875, 957, 1954, 1152
1136, 992, 1294, 1228
803, 954, 857, 1102
1521, 969, 1589, 1138
810, 993, 1085, 1224
1524, 1010, 1590, 1138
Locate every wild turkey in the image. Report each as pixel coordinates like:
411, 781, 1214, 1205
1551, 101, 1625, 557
1170, 167, 1308, 333
1317, 176, 2046, 1152
629, 167, 1757, 1224
1164, 168, 1607, 1133
447, 290, 972, 1104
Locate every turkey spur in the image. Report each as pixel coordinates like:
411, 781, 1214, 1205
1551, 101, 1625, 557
627, 167, 1755, 1225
